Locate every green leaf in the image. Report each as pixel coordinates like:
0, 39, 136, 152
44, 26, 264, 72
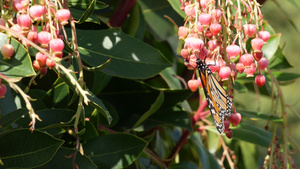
0, 109, 27, 129
84, 133, 148, 169
268, 72, 300, 82
38, 147, 97, 169
167, 0, 186, 18
84, 58, 111, 71
268, 47, 293, 69
27, 89, 48, 110
44, 82, 70, 108
145, 109, 192, 132
100, 78, 192, 129
97, 101, 119, 127
0, 129, 64, 168
138, 0, 183, 40
0, 86, 17, 116
170, 161, 199, 169
239, 110, 283, 123
69, 8, 100, 24
73, 29, 171, 79
232, 81, 248, 93
0, 34, 35, 78
78, 121, 98, 141
132, 91, 164, 129
15, 109, 75, 129
123, 3, 141, 37
263, 23, 276, 35
137, 157, 156, 169
84, 70, 112, 95
68, 0, 108, 10
77, 0, 96, 24
261, 34, 281, 61
231, 123, 271, 147
160, 67, 182, 89
88, 92, 112, 125
240, 141, 257, 169
190, 132, 221, 169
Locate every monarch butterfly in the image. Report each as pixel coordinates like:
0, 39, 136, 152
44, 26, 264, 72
197, 58, 232, 133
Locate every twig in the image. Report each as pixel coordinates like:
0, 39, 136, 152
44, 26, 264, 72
0, 73, 41, 131
0, 25, 91, 105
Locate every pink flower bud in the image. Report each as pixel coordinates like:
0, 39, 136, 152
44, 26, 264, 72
251, 38, 264, 52
226, 45, 241, 59
244, 24, 256, 37
255, 75, 265, 87
258, 57, 269, 70
56, 9, 71, 25
258, 31, 270, 42
199, 13, 211, 27
219, 66, 231, 81
240, 54, 253, 67
38, 31, 51, 48
30, 5, 44, 21
1, 44, 14, 60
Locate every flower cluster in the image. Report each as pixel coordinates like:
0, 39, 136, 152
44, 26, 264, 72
178, 0, 270, 136
0, 0, 70, 75
179, 0, 270, 87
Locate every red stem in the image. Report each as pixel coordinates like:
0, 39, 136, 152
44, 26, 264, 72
108, 0, 137, 27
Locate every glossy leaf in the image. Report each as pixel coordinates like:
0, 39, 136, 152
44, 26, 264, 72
44, 82, 70, 108
84, 133, 148, 169
0, 87, 17, 116
231, 123, 271, 147
0, 109, 27, 129
232, 81, 248, 93
268, 72, 300, 82
263, 23, 276, 35
78, 121, 98, 141
190, 132, 221, 169
38, 147, 97, 169
160, 67, 182, 89
167, 0, 186, 18
0, 33, 35, 78
124, 3, 141, 37
138, 0, 183, 40
15, 109, 75, 129
77, 0, 96, 24
145, 109, 192, 132
132, 91, 164, 129
73, 29, 171, 79
0, 129, 64, 168
68, 0, 107, 10
84, 58, 111, 71
261, 34, 281, 61
69, 8, 100, 24
239, 110, 283, 123
97, 101, 119, 127
100, 78, 192, 129
268, 47, 293, 69
88, 92, 113, 125
137, 156, 156, 169
27, 89, 48, 110
240, 141, 257, 169
84, 70, 112, 95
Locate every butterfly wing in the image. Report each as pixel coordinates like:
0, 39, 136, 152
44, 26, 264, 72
197, 59, 232, 133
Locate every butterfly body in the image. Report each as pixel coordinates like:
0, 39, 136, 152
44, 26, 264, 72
196, 58, 232, 133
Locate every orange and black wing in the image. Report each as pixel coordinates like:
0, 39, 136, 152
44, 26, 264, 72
197, 59, 232, 133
